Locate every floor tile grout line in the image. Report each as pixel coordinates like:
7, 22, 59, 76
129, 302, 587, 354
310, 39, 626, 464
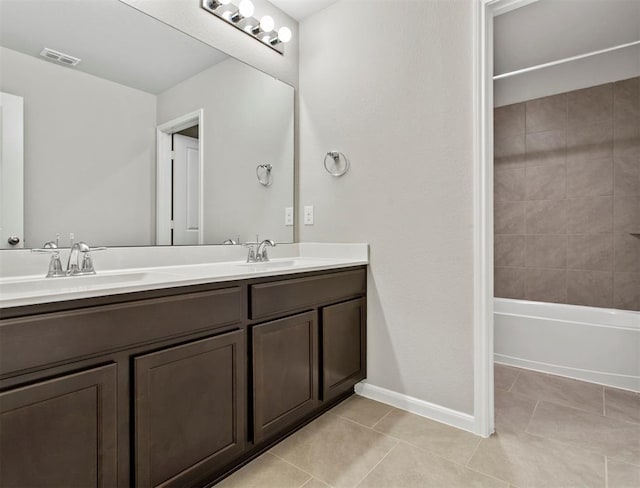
465, 463, 513, 486
523, 399, 540, 434
268, 451, 334, 488
329, 407, 395, 431
464, 437, 483, 467
297, 475, 316, 488
392, 438, 512, 486
352, 441, 400, 488
526, 394, 640, 427
508, 368, 522, 392
327, 410, 399, 440
521, 427, 632, 469
368, 407, 395, 430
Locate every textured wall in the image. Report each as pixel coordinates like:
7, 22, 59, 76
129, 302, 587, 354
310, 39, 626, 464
494, 77, 640, 311
298, 0, 475, 414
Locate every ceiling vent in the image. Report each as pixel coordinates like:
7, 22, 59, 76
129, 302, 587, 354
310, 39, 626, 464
39, 48, 81, 67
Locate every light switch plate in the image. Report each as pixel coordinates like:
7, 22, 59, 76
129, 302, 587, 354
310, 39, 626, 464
304, 205, 314, 225
285, 207, 294, 226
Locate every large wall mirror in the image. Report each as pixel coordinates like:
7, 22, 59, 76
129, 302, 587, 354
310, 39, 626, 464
0, 0, 294, 249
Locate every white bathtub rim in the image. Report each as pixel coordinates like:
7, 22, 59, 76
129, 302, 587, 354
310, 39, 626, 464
495, 355, 640, 393
494, 297, 640, 330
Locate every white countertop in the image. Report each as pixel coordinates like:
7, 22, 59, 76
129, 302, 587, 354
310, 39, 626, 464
0, 243, 368, 309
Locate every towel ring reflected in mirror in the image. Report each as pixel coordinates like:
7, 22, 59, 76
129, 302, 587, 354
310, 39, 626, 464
256, 163, 273, 186
324, 151, 349, 177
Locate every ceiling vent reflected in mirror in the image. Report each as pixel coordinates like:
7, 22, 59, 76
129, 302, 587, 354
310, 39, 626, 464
39, 47, 81, 67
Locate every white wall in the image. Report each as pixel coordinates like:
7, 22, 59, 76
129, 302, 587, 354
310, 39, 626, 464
494, 0, 640, 106
157, 58, 294, 244
0, 47, 157, 248
299, 0, 475, 414
121, 0, 299, 88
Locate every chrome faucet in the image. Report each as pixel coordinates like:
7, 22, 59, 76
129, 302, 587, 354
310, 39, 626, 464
243, 235, 276, 263
256, 239, 276, 261
66, 241, 107, 275
32, 238, 106, 277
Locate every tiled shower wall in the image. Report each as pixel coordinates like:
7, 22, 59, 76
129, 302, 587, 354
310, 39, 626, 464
494, 77, 640, 311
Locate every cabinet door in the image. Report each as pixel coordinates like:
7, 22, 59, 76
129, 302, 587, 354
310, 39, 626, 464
252, 311, 318, 442
322, 298, 366, 401
134, 330, 245, 488
0, 364, 117, 488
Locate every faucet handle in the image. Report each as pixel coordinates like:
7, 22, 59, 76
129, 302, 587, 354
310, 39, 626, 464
31, 248, 60, 254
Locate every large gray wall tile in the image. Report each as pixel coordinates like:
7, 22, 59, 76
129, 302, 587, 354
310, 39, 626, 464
614, 233, 640, 272
495, 103, 525, 138
566, 158, 613, 197
495, 134, 525, 170
525, 200, 567, 234
495, 167, 525, 202
614, 272, 639, 311
567, 122, 613, 161
567, 270, 614, 308
614, 197, 640, 233
614, 158, 640, 196
495, 80, 636, 310
525, 235, 567, 268
566, 197, 613, 234
495, 235, 526, 267
495, 267, 525, 299
495, 201, 526, 234
567, 234, 613, 271
613, 77, 640, 121
525, 162, 566, 200
525, 268, 567, 303
526, 94, 567, 133
526, 129, 566, 166
568, 84, 613, 126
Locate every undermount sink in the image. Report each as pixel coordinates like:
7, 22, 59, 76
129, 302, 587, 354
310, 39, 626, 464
0, 271, 178, 299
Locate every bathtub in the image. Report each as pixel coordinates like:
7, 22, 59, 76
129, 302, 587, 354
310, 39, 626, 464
494, 298, 640, 392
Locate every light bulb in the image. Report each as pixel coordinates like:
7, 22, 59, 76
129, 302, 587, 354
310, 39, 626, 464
238, 0, 254, 18
260, 15, 274, 33
278, 26, 292, 43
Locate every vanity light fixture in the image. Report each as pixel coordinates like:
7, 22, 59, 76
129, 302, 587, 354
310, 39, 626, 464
201, 0, 292, 55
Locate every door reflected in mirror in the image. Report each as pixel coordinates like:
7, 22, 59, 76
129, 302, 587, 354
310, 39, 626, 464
0, 0, 294, 248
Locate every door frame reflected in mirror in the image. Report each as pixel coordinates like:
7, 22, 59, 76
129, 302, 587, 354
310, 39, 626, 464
156, 109, 204, 246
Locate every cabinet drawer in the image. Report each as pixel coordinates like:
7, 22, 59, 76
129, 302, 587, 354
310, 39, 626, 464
0, 287, 242, 377
250, 269, 366, 320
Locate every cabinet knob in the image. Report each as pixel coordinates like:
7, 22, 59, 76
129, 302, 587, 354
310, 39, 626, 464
7, 236, 20, 246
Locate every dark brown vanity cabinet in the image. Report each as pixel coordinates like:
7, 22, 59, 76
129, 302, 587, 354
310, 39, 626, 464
252, 311, 318, 442
0, 364, 118, 488
134, 330, 246, 488
321, 298, 367, 402
0, 266, 367, 487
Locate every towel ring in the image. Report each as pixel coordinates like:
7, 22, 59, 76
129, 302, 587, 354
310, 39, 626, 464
324, 151, 349, 177
256, 163, 273, 186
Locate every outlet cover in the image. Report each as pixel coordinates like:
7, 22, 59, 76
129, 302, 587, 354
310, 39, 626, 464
285, 207, 294, 226
304, 205, 314, 225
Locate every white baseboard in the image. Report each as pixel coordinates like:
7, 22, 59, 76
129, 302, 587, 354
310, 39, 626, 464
495, 354, 640, 392
354, 382, 480, 436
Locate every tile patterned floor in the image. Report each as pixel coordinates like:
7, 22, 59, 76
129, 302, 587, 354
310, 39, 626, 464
218, 365, 640, 487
